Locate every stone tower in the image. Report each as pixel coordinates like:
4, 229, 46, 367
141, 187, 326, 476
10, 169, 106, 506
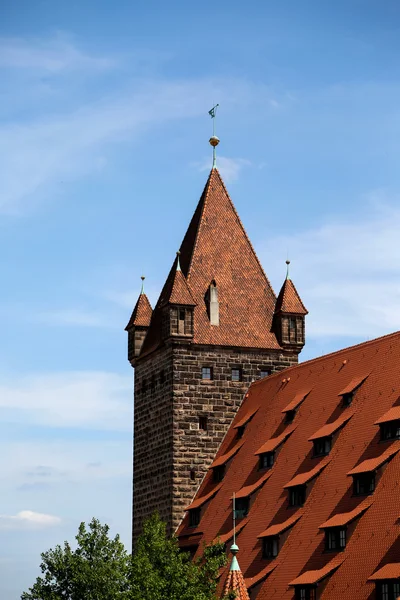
126, 167, 307, 543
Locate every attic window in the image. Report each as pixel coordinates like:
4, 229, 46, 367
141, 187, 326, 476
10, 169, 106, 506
189, 508, 201, 528
213, 465, 225, 483
377, 581, 400, 600
380, 420, 400, 441
285, 409, 296, 424
313, 437, 331, 457
295, 587, 317, 600
259, 452, 275, 470
354, 473, 375, 496
234, 497, 249, 519
236, 425, 246, 439
325, 527, 346, 551
262, 536, 279, 559
341, 392, 354, 407
289, 485, 306, 507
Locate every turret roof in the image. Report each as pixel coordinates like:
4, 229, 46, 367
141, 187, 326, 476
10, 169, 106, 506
274, 277, 308, 315
125, 292, 152, 330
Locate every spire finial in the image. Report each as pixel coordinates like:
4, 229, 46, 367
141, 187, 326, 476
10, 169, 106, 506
286, 259, 291, 280
208, 104, 220, 168
140, 275, 145, 294
176, 251, 181, 272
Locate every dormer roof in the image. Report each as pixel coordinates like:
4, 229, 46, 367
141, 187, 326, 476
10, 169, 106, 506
125, 292, 152, 330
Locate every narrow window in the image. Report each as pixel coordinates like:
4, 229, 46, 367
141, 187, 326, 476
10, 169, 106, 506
395, 582, 400, 597
289, 317, 297, 342
231, 368, 242, 382
178, 309, 185, 335
354, 473, 375, 496
190, 469, 196, 481
259, 452, 274, 470
202, 367, 213, 380
342, 392, 354, 407
380, 420, 400, 441
151, 375, 156, 390
289, 485, 306, 507
142, 379, 147, 394
285, 409, 296, 424
260, 369, 271, 379
213, 465, 225, 483
159, 370, 165, 384
313, 437, 331, 457
262, 536, 279, 559
199, 415, 208, 431
234, 497, 249, 519
380, 583, 389, 600
189, 508, 201, 528
236, 425, 246, 439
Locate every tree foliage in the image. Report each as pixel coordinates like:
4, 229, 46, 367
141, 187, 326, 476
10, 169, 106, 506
21, 513, 228, 600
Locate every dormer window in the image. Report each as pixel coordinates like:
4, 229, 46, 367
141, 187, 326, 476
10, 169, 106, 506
237, 425, 246, 439
342, 392, 353, 407
285, 409, 296, 424
313, 437, 331, 457
262, 536, 279, 559
289, 485, 306, 507
380, 420, 400, 441
295, 587, 316, 600
189, 508, 201, 528
259, 451, 275, 470
378, 582, 400, 600
354, 473, 375, 496
234, 497, 249, 519
325, 527, 346, 551
213, 465, 225, 483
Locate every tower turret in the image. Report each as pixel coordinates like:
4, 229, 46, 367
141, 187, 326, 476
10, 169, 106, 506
125, 277, 152, 366
273, 260, 308, 352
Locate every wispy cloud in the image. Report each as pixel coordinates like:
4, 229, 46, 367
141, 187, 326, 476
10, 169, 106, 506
196, 156, 251, 183
261, 190, 400, 340
0, 510, 61, 530
0, 33, 114, 72
0, 371, 132, 430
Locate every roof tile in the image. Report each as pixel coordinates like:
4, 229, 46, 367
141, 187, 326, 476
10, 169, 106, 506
282, 389, 312, 413
233, 407, 259, 429
347, 444, 400, 476
368, 563, 400, 581
284, 457, 331, 488
210, 440, 245, 469
125, 293, 152, 330
167, 268, 196, 306
258, 512, 302, 538
185, 482, 223, 511
374, 406, 400, 425
338, 373, 369, 396
319, 498, 373, 529
274, 277, 308, 315
235, 470, 272, 499
308, 412, 354, 441
289, 557, 344, 586
255, 425, 296, 455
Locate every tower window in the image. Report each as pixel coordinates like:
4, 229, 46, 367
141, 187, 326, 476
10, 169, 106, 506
289, 485, 306, 507
202, 367, 213, 380
142, 379, 147, 394
189, 508, 201, 528
260, 369, 271, 379
313, 437, 331, 457
325, 527, 346, 551
259, 452, 275, 470
380, 420, 400, 441
262, 536, 279, 558
190, 469, 196, 481
234, 497, 249, 519
353, 473, 375, 496
159, 370, 165, 384
231, 368, 242, 382
213, 465, 225, 482
289, 317, 297, 343
199, 415, 208, 431
178, 309, 185, 335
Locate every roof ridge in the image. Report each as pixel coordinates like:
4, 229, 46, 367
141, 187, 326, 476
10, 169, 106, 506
250, 329, 400, 387
185, 171, 213, 283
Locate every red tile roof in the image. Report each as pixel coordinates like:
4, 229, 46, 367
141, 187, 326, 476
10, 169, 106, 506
289, 556, 344, 586
308, 412, 354, 441
281, 389, 312, 413
178, 330, 400, 599
255, 425, 296, 455
125, 292, 152, 330
210, 440, 244, 469
319, 498, 373, 529
244, 564, 277, 590
338, 373, 369, 395
214, 518, 249, 545
274, 277, 308, 315
368, 563, 400, 580
258, 512, 303, 538
140, 168, 288, 356
283, 457, 330, 488
235, 471, 272, 499
233, 407, 259, 429
167, 268, 196, 306
374, 405, 400, 425
222, 566, 250, 600
347, 444, 400, 476
185, 482, 222, 511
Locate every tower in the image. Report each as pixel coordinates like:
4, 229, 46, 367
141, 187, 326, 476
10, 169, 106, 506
126, 133, 307, 543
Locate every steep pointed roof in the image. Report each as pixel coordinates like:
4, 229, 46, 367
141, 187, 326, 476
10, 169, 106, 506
222, 544, 250, 600
125, 292, 152, 330
140, 168, 280, 355
275, 277, 308, 315
168, 267, 196, 306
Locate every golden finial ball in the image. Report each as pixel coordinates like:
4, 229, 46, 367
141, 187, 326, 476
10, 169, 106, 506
209, 136, 220, 148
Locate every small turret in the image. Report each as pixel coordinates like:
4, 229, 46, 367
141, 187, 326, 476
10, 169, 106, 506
222, 543, 250, 600
273, 261, 308, 351
125, 277, 152, 366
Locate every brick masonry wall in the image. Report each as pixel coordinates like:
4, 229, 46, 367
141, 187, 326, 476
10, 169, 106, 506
133, 341, 299, 544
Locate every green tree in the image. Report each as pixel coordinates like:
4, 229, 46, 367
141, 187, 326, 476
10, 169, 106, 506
131, 512, 227, 600
21, 518, 131, 600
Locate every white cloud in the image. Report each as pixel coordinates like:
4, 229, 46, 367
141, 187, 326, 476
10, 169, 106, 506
0, 371, 132, 430
260, 191, 400, 340
0, 510, 61, 530
196, 156, 251, 183
0, 33, 114, 72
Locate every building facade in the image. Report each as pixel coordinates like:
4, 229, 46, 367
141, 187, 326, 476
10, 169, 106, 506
126, 167, 307, 542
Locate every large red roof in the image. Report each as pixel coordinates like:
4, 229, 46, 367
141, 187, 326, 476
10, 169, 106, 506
140, 168, 289, 356
177, 330, 400, 599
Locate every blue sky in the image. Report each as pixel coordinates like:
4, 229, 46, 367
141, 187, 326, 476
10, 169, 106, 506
1, 0, 400, 597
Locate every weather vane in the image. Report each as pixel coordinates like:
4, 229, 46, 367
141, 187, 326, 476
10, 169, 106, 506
208, 104, 220, 168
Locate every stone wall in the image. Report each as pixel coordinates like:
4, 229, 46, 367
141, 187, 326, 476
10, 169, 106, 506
133, 340, 299, 544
